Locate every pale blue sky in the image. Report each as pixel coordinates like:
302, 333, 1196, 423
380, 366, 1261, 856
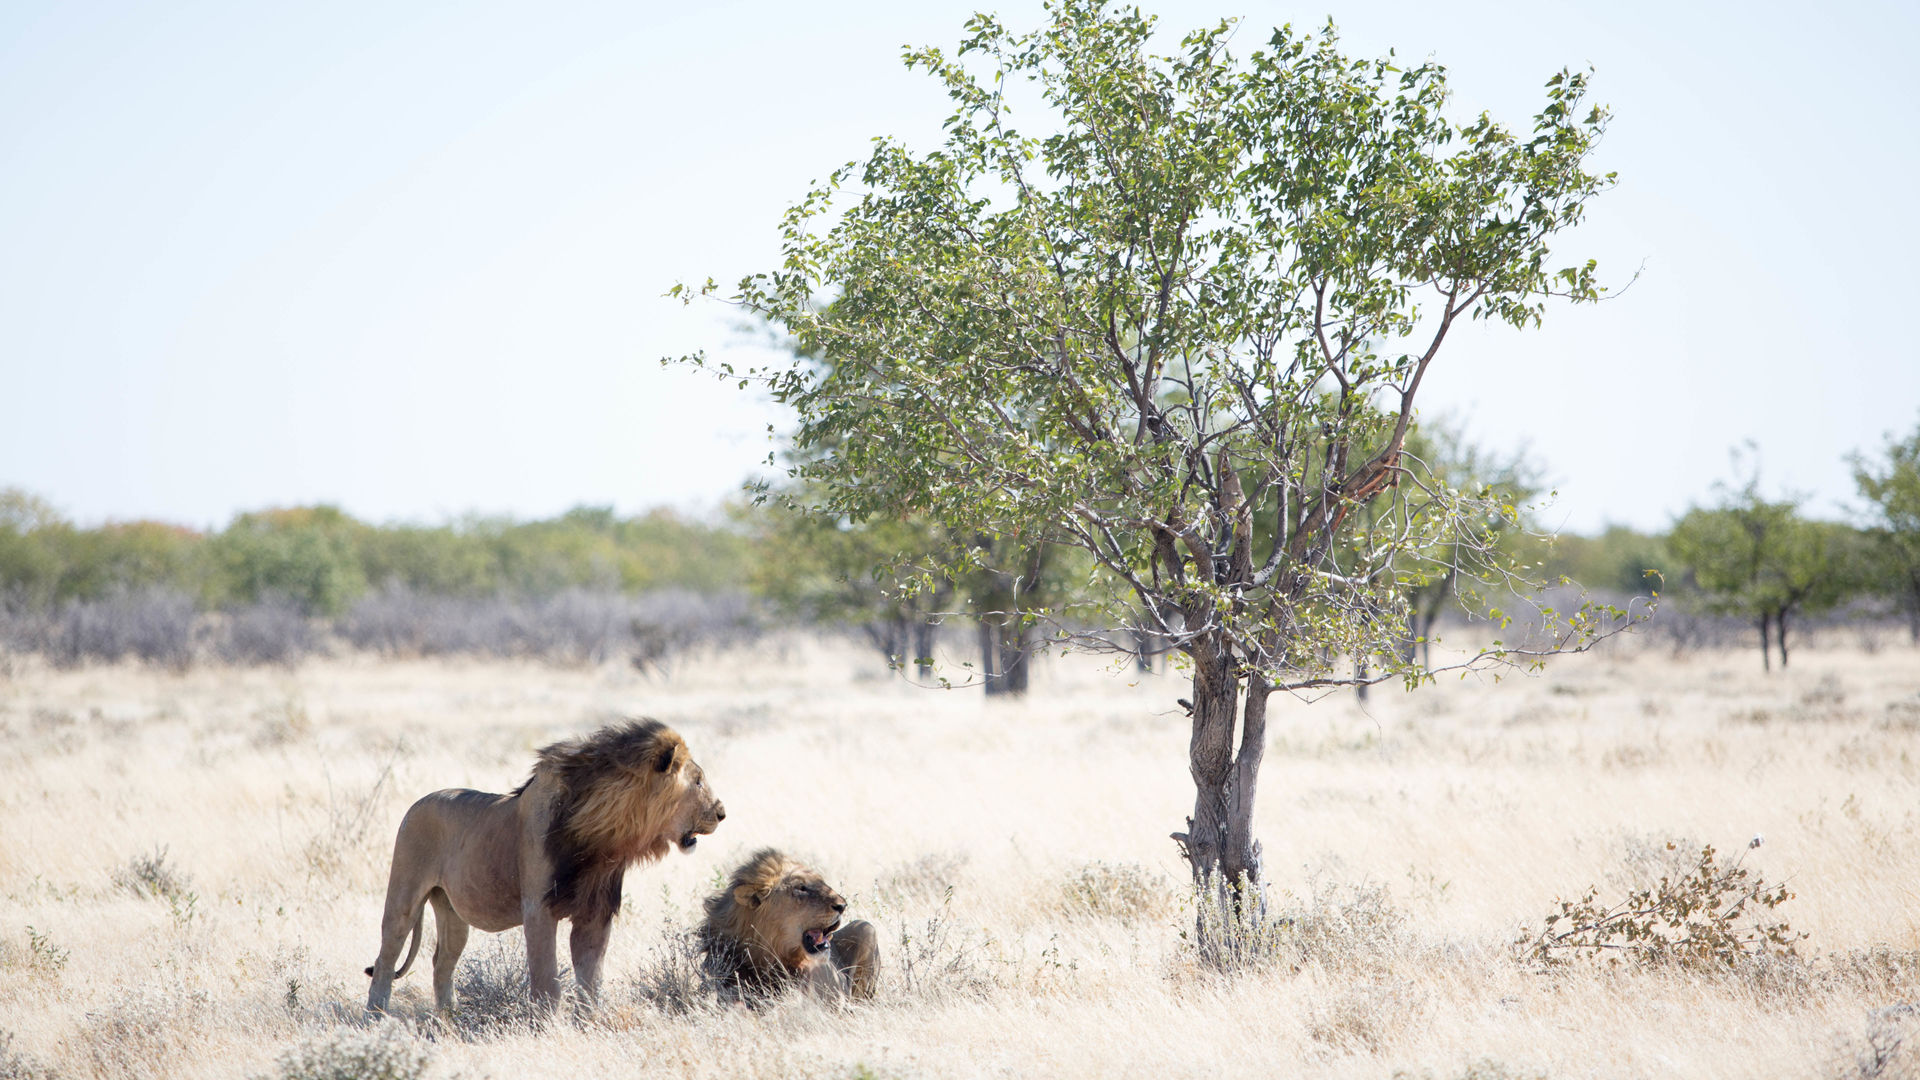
2, 0, 1915, 533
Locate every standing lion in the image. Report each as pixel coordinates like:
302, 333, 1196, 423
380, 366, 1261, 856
365, 719, 725, 1014
699, 848, 879, 1002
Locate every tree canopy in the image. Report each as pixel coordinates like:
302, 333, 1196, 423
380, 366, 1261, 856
682, 1, 1623, 693
1851, 417, 1920, 641
1668, 476, 1862, 669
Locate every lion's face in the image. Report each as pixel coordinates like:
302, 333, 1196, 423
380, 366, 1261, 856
666, 757, 725, 854
742, 868, 847, 970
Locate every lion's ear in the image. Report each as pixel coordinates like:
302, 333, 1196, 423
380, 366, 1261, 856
654, 741, 682, 773
734, 883, 771, 907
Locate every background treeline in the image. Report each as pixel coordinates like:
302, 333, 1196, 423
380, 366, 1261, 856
3, 419, 1915, 679
0, 495, 757, 669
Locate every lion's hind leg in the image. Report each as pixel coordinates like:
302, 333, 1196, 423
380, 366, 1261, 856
830, 920, 880, 1000
427, 888, 469, 1014
366, 887, 430, 1015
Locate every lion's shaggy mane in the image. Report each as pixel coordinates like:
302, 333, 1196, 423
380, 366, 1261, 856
518, 718, 688, 925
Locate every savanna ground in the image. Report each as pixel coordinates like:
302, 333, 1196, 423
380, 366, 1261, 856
2, 630, 1918, 1080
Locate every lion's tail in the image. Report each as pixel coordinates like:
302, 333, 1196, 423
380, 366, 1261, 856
363, 895, 429, 981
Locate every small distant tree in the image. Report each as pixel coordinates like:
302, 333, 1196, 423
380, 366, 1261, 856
677, 1, 1630, 943
1542, 524, 1670, 599
1668, 477, 1858, 670
747, 501, 955, 676
1850, 418, 1920, 643
1393, 419, 1546, 668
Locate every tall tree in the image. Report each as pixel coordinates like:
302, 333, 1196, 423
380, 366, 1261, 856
1851, 418, 1920, 643
677, 1, 1628, 943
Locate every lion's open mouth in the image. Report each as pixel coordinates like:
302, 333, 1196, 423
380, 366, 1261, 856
678, 832, 700, 851
802, 922, 838, 955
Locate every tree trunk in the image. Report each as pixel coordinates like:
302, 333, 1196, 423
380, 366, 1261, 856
978, 619, 1004, 695
1354, 658, 1369, 703
913, 619, 938, 679
863, 619, 909, 677
1173, 643, 1268, 963
1777, 609, 1790, 669
997, 621, 1032, 696
1758, 614, 1772, 672
1134, 628, 1161, 673
1412, 601, 1439, 668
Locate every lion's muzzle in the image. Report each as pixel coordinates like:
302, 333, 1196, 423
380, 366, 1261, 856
679, 801, 724, 852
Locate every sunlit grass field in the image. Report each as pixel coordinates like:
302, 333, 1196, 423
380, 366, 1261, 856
2, 633, 1917, 1079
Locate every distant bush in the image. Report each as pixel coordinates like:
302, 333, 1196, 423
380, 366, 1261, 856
628, 588, 763, 674
0, 492, 767, 669
39, 587, 197, 670
337, 585, 761, 668
209, 507, 367, 616
214, 597, 318, 666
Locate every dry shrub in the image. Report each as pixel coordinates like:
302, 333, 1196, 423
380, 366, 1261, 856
1058, 860, 1174, 924
1803, 673, 1848, 705
877, 852, 969, 904
1520, 841, 1801, 971
268, 1023, 431, 1080
0, 1032, 56, 1080
252, 697, 313, 748
1880, 700, 1920, 732
628, 923, 715, 1016
39, 588, 196, 671
76, 988, 209, 1079
1831, 1005, 1920, 1080
1308, 982, 1426, 1055
112, 846, 193, 902
627, 589, 764, 676
1392, 1061, 1550, 1080
216, 599, 318, 667
337, 585, 761, 669
890, 891, 997, 1001
1282, 880, 1406, 974
303, 757, 397, 882
26, 707, 82, 755
1826, 946, 1920, 999
448, 934, 545, 1037
1187, 875, 1405, 976
1607, 831, 1704, 893
269, 946, 353, 1024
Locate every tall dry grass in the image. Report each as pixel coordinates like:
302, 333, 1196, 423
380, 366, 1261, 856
0, 634, 1916, 1078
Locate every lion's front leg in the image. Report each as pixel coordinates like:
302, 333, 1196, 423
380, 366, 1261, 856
522, 897, 562, 1011
830, 920, 880, 1001
569, 914, 613, 1008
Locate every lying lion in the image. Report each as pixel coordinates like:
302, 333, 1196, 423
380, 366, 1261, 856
699, 848, 879, 1002
365, 719, 724, 1014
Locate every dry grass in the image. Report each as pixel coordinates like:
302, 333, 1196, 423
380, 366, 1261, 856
1, 636, 1917, 1078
